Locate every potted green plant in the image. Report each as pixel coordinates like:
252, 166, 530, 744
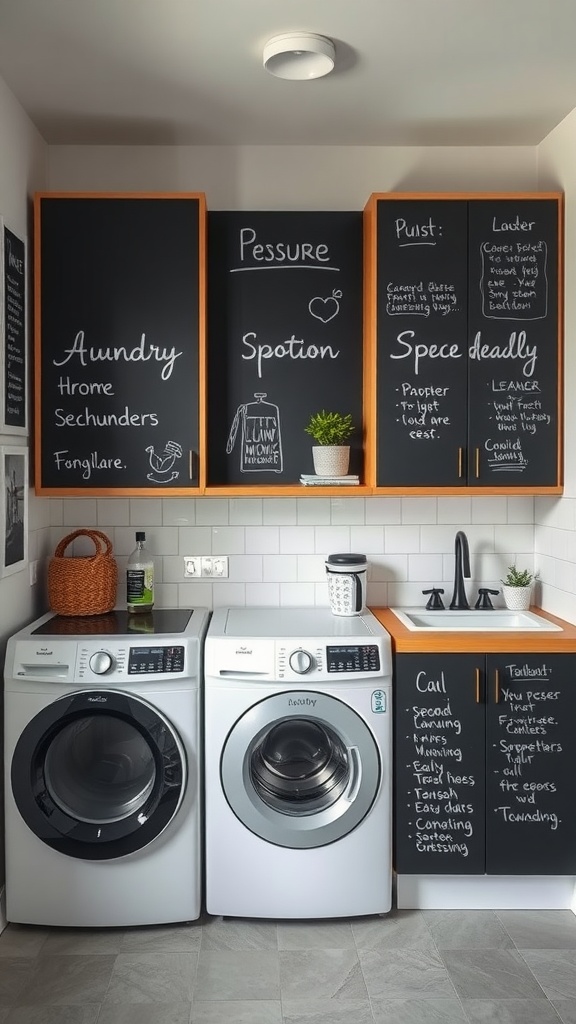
501, 564, 539, 610
305, 410, 354, 476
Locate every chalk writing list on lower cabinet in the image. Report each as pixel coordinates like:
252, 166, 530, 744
394, 653, 576, 876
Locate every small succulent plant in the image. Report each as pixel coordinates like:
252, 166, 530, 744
304, 410, 354, 446
501, 565, 538, 587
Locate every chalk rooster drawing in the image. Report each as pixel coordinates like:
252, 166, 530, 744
146, 440, 183, 483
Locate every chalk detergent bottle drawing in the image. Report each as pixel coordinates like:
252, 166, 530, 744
226, 393, 283, 473
126, 532, 155, 613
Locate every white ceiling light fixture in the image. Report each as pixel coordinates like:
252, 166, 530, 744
263, 33, 335, 81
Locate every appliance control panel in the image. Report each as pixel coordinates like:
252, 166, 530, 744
276, 640, 385, 679
128, 645, 185, 675
326, 644, 381, 673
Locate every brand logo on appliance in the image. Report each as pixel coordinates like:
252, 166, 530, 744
35, 648, 53, 656
87, 695, 108, 703
371, 689, 386, 714
288, 697, 317, 707
235, 646, 252, 655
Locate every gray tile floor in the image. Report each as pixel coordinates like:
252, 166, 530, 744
0, 908, 575, 1023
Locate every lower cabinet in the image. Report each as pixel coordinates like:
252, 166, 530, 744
394, 652, 576, 875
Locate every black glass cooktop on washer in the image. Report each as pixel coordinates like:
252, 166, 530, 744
31, 609, 194, 636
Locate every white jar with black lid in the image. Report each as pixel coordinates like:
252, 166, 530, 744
325, 553, 367, 616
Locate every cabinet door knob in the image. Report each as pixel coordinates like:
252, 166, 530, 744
494, 668, 500, 704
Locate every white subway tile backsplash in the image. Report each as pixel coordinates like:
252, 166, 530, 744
280, 583, 317, 606
330, 497, 365, 524
506, 496, 535, 524
350, 525, 385, 553
245, 583, 280, 606
146, 528, 179, 556
280, 526, 315, 554
314, 526, 351, 555
97, 499, 130, 526
369, 553, 408, 582
436, 497, 472, 524
263, 499, 297, 525
297, 497, 331, 525
367, 582, 388, 607
212, 526, 245, 554
408, 553, 444, 582
195, 498, 229, 526
384, 525, 420, 554
297, 554, 326, 582
154, 583, 178, 607
494, 523, 534, 553
63, 499, 98, 526
228, 555, 263, 582
130, 498, 162, 525
229, 498, 263, 525
178, 581, 214, 607
365, 497, 401, 524
401, 497, 437, 524
162, 498, 196, 526
49, 499, 64, 526
471, 496, 507, 524
263, 555, 298, 582
245, 527, 280, 554
177, 527, 212, 554
212, 582, 246, 607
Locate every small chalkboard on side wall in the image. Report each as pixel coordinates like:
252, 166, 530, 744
35, 193, 206, 494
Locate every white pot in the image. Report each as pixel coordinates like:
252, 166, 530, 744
312, 445, 350, 477
502, 584, 532, 610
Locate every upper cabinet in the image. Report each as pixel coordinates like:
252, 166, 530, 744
205, 211, 366, 494
364, 193, 563, 494
34, 193, 206, 495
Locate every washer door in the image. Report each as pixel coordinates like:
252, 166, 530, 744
11, 690, 186, 860
221, 691, 381, 849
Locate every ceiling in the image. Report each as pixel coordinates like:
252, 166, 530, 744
1, 0, 576, 147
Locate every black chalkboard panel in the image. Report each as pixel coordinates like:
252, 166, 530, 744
375, 199, 469, 486
35, 194, 205, 493
394, 653, 486, 874
467, 199, 560, 486
3, 225, 26, 431
486, 654, 576, 874
372, 193, 562, 490
206, 212, 363, 485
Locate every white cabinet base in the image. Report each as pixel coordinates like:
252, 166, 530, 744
396, 874, 576, 911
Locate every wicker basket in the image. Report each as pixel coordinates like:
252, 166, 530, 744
48, 529, 118, 616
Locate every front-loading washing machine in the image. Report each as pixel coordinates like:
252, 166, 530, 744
4, 607, 210, 927
204, 607, 393, 919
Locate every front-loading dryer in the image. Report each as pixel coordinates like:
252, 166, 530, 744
204, 607, 393, 919
4, 607, 210, 927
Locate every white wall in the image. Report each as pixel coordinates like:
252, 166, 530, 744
533, 109, 576, 621
43, 144, 539, 613
0, 75, 48, 893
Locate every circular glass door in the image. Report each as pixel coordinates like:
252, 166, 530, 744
11, 690, 186, 860
221, 691, 381, 849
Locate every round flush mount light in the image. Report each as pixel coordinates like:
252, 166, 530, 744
263, 33, 335, 80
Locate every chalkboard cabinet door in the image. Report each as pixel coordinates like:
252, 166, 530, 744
394, 653, 486, 874
395, 652, 576, 876
34, 193, 206, 494
485, 654, 576, 874
366, 193, 563, 493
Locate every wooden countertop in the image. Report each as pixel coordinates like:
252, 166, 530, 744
370, 606, 576, 653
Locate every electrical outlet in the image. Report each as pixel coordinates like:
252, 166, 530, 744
183, 556, 202, 578
202, 556, 229, 578
183, 556, 229, 578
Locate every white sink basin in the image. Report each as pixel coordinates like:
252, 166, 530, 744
390, 608, 562, 632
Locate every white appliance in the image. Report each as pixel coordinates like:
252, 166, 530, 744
4, 607, 210, 927
204, 607, 393, 919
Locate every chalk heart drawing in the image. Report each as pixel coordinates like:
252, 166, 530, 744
309, 289, 342, 323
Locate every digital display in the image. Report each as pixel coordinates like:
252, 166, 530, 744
326, 645, 380, 673
128, 645, 185, 674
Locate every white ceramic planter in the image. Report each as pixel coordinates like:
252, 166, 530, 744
502, 584, 532, 610
312, 445, 350, 477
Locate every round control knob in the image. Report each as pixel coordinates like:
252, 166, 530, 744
89, 651, 114, 675
289, 649, 313, 674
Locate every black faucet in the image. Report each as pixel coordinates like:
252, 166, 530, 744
450, 530, 471, 610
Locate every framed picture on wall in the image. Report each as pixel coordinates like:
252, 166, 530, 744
1, 445, 28, 577
0, 218, 28, 434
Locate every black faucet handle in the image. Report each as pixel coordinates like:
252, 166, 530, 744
422, 588, 445, 610
475, 588, 500, 610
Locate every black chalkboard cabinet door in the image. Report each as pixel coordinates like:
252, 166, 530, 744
34, 193, 206, 495
485, 654, 576, 874
205, 211, 365, 492
365, 193, 563, 493
395, 652, 576, 876
394, 653, 486, 874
